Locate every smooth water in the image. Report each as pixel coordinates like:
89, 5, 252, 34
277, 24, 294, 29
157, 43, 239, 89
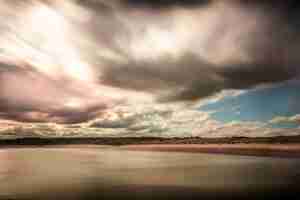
0, 147, 299, 199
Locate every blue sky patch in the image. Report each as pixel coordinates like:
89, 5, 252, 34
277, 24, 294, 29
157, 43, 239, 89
199, 81, 300, 129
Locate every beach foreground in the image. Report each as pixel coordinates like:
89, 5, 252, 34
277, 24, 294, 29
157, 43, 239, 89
0, 145, 300, 200
1, 136, 300, 199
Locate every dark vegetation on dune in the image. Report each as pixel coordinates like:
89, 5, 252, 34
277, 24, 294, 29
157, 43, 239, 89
1, 135, 300, 146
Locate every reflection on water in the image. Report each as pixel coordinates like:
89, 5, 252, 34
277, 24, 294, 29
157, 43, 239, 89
0, 147, 300, 200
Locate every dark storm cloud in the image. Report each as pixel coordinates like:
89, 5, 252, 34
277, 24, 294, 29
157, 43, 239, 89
100, 54, 224, 101
124, 0, 210, 9
97, 0, 300, 101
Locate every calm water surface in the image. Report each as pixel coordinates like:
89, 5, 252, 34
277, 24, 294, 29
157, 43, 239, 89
0, 146, 299, 199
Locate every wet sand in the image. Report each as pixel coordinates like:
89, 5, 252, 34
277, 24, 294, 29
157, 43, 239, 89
1, 136, 300, 200
123, 144, 300, 158
0, 146, 300, 200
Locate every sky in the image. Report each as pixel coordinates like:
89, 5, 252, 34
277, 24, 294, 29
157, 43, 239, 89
0, 0, 300, 138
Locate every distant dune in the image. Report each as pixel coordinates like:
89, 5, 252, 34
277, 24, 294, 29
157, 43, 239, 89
1, 135, 300, 146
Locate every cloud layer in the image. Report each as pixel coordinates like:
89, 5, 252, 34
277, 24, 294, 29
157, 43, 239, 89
0, 0, 300, 124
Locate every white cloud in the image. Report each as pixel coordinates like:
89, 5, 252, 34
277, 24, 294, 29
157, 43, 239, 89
1, 101, 300, 139
269, 115, 300, 124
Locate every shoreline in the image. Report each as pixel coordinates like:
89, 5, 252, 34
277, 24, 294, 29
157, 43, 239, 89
0, 135, 300, 158
1, 143, 300, 158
